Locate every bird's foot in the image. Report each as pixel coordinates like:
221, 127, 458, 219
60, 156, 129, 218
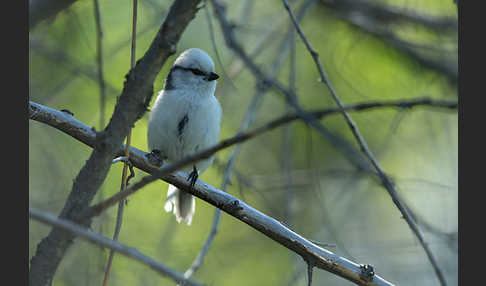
111, 156, 136, 188
145, 149, 164, 167
187, 165, 199, 188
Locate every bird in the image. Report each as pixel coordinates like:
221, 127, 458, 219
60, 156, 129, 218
147, 48, 222, 226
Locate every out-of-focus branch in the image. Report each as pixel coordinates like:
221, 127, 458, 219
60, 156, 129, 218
180, 9, 313, 278
321, 0, 457, 31
29, 97, 456, 154
30, 108, 394, 285
29, 208, 204, 286
93, 0, 106, 129
282, 1, 448, 285
320, 0, 458, 84
102, 1, 139, 285
29, 0, 79, 30
29, 40, 120, 96
210, 0, 376, 173
29, 96, 456, 285
29, 96, 457, 203
28, 1, 203, 285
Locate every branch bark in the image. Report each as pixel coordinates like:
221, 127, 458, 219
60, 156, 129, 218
28, 1, 203, 285
30, 99, 455, 286
29, 208, 204, 286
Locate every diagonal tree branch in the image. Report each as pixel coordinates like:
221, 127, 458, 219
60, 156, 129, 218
319, 0, 457, 84
180, 2, 314, 280
28, 1, 203, 285
29, 97, 456, 286
29, 208, 204, 286
281, 0, 449, 285
321, 0, 457, 31
93, 0, 107, 129
103, 1, 139, 285
209, 0, 377, 173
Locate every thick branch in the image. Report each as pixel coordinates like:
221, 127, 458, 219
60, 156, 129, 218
28, 1, 202, 285
29, 208, 203, 286
31, 99, 455, 286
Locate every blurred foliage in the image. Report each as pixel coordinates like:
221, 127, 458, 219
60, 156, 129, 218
29, 0, 457, 285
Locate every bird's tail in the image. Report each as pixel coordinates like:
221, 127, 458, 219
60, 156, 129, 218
164, 184, 195, 226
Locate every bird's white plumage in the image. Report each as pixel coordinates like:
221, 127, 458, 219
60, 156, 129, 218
147, 48, 222, 225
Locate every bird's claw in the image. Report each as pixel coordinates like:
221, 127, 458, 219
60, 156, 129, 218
187, 166, 198, 188
146, 149, 164, 167
112, 156, 133, 168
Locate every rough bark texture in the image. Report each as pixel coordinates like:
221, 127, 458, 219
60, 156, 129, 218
28, 1, 202, 285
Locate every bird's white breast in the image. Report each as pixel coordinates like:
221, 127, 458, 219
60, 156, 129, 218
147, 88, 222, 173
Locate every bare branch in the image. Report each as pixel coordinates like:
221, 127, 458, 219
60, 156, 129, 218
210, 0, 376, 172
29, 1, 203, 285
103, 1, 139, 284
180, 20, 308, 280
29, 208, 204, 286
321, 0, 457, 31
282, 0, 449, 284
29, 40, 120, 96
29, 96, 457, 214
87, 173, 395, 286
31, 99, 454, 286
93, 0, 106, 129
307, 263, 314, 286
320, 0, 457, 83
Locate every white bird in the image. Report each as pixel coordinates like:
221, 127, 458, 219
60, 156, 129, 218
147, 48, 222, 226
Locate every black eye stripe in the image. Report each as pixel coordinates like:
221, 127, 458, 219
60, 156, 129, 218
172, 65, 206, 76
190, 68, 205, 76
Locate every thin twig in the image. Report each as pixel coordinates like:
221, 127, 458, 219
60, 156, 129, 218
320, 0, 457, 83
29, 97, 457, 215
307, 263, 314, 286
282, 0, 448, 285
283, 15, 296, 225
180, 30, 301, 281
203, 1, 234, 90
29, 1, 203, 285
321, 0, 457, 31
93, 0, 106, 129
29, 40, 120, 96
29, 208, 204, 286
210, 0, 374, 172
30, 96, 458, 215
29, 99, 452, 286
102, 1, 138, 285
92, 4, 109, 275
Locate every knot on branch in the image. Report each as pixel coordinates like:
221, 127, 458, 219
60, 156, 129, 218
227, 200, 243, 213
359, 264, 375, 282
29, 103, 40, 119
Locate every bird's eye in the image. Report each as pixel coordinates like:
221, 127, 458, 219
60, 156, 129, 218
190, 69, 205, 76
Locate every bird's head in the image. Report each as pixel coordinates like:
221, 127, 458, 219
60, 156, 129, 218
164, 48, 219, 93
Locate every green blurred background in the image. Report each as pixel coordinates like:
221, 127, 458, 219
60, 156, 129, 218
29, 0, 458, 285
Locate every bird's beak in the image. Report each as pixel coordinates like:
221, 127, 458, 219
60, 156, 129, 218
206, 72, 219, 81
